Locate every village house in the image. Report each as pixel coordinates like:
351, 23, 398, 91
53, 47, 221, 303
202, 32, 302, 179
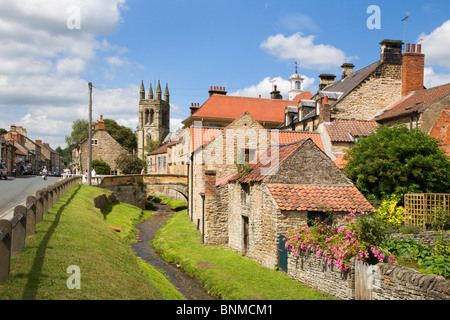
429, 107, 450, 156
6, 125, 43, 171
188, 112, 331, 245
201, 137, 374, 270
72, 115, 130, 175
38, 141, 61, 173
0, 136, 17, 176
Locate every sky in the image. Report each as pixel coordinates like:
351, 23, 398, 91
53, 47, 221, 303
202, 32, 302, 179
1, 0, 450, 150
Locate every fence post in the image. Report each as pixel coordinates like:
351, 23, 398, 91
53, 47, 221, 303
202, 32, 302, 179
35, 190, 44, 223
42, 188, 48, 215
46, 187, 53, 212
11, 205, 27, 254
26, 196, 37, 236
0, 219, 12, 284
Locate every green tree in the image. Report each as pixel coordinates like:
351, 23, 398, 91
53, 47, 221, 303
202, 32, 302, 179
103, 119, 137, 152
144, 139, 160, 153
92, 159, 111, 175
0, 128, 7, 136
115, 153, 145, 174
65, 119, 89, 151
56, 146, 72, 166
344, 124, 450, 200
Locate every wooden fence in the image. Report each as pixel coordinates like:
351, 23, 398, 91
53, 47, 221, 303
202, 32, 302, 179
404, 193, 450, 231
0, 176, 82, 283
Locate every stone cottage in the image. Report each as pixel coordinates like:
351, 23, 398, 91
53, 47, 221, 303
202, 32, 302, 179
72, 115, 129, 175
187, 112, 328, 237
202, 138, 374, 270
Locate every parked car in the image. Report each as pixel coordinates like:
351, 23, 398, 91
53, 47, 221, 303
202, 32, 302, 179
0, 162, 7, 180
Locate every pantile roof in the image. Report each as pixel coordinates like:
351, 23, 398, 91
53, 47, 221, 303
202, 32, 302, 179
148, 143, 168, 155
324, 120, 379, 142
333, 153, 348, 170
293, 91, 313, 100
373, 83, 450, 121
184, 94, 298, 125
265, 184, 374, 212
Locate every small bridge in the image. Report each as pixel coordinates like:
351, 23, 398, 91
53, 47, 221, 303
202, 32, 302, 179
94, 174, 188, 209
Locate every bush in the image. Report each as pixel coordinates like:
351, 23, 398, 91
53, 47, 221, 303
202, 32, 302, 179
375, 195, 405, 227
92, 159, 111, 175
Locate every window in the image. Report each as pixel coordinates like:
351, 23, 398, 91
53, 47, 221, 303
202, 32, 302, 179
241, 183, 250, 207
150, 158, 153, 167
295, 81, 301, 90
163, 156, 166, 168
158, 157, 161, 169
307, 211, 332, 227
91, 139, 98, 145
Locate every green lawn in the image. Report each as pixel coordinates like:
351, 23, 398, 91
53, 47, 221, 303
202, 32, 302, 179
0, 185, 184, 300
152, 208, 336, 300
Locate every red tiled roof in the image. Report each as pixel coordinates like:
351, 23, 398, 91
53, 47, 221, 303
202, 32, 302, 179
324, 120, 379, 142
185, 94, 298, 124
333, 153, 348, 170
215, 140, 311, 186
374, 83, 450, 121
429, 106, 450, 156
148, 143, 168, 155
265, 184, 374, 212
294, 91, 313, 100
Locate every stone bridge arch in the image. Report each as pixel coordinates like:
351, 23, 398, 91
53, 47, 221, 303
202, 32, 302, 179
97, 174, 188, 209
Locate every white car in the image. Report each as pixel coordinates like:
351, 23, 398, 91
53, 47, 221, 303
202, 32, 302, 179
0, 162, 7, 180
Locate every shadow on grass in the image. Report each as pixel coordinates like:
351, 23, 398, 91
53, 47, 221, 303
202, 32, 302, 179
21, 185, 80, 300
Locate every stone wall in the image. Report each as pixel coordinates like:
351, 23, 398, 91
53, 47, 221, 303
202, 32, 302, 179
287, 250, 355, 300
390, 231, 450, 248
372, 263, 449, 300
334, 63, 402, 121
286, 249, 450, 300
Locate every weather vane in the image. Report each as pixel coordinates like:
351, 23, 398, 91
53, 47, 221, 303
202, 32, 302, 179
295, 61, 298, 74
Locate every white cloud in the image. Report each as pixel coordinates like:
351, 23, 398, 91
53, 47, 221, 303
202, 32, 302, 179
0, 0, 133, 149
260, 32, 352, 70
230, 76, 315, 99
418, 20, 450, 68
424, 67, 450, 89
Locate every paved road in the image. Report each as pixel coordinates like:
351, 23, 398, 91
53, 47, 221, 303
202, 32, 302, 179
0, 175, 61, 220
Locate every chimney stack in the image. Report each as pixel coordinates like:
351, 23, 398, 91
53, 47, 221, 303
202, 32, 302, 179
208, 86, 227, 97
319, 96, 331, 123
35, 140, 42, 145
318, 74, 336, 90
190, 103, 200, 115
270, 85, 283, 99
341, 63, 355, 79
380, 39, 404, 65
97, 115, 105, 130
402, 43, 425, 97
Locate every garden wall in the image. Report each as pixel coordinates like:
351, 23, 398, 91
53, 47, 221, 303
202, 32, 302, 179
287, 250, 449, 300
390, 231, 450, 248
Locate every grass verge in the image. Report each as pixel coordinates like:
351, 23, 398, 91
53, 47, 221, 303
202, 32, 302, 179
0, 185, 184, 300
152, 209, 336, 300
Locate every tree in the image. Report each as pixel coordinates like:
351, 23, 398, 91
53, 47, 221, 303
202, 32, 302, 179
56, 146, 72, 166
92, 159, 111, 175
144, 139, 160, 153
65, 119, 89, 151
344, 124, 450, 200
103, 119, 137, 152
115, 153, 145, 174
0, 128, 7, 136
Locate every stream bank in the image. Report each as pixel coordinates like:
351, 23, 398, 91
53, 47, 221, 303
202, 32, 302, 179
131, 200, 216, 300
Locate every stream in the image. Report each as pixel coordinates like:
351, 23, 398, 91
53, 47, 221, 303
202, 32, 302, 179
131, 200, 216, 300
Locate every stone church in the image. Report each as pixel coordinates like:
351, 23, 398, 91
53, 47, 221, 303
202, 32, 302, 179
137, 80, 171, 159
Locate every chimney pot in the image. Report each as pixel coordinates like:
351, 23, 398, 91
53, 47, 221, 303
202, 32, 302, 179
323, 96, 328, 103
411, 44, 416, 52
417, 44, 421, 53
406, 43, 410, 52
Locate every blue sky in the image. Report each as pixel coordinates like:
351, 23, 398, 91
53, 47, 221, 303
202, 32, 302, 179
0, 0, 449, 149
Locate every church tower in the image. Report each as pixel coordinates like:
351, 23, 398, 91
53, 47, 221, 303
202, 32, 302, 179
137, 80, 170, 159
288, 62, 305, 100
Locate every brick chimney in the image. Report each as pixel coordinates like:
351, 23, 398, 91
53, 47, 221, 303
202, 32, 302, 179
97, 115, 105, 130
341, 63, 354, 79
319, 96, 331, 123
35, 140, 42, 145
204, 170, 217, 196
208, 86, 227, 97
402, 43, 425, 97
380, 39, 403, 65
